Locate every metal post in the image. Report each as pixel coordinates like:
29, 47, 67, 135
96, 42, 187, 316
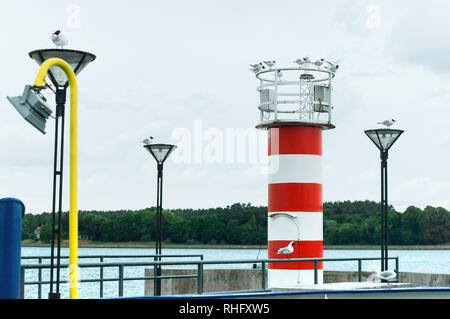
48, 101, 59, 297
380, 150, 388, 271
384, 157, 389, 271
197, 263, 203, 294
20, 267, 25, 299
56, 87, 66, 296
314, 260, 318, 284
155, 163, 163, 296
261, 261, 266, 290
358, 259, 362, 282
118, 265, 124, 297
48, 87, 66, 299
38, 257, 42, 299
153, 258, 157, 296
100, 257, 104, 298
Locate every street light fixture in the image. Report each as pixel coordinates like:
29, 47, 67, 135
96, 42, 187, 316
6, 48, 94, 299
29, 49, 96, 87
27, 49, 95, 299
364, 128, 404, 272
143, 142, 176, 296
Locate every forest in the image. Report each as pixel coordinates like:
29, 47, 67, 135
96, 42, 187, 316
22, 201, 450, 246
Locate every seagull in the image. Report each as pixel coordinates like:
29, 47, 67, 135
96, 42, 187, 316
313, 59, 325, 67
324, 60, 339, 72
273, 241, 295, 255
142, 137, 154, 145
51, 30, 68, 49
249, 64, 262, 73
293, 58, 306, 66
263, 60, 276, 68
372, 269, 399, 285
377, 119, 396, 128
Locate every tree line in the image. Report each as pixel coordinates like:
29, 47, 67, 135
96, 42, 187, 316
22, 201, 450, 245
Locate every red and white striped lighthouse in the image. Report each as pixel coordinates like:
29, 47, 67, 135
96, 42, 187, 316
251, 57, 338, 288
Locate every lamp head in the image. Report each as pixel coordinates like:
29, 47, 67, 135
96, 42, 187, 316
364, 128, 404, 152
6, 85, 52, 134
143, 143, 177, 164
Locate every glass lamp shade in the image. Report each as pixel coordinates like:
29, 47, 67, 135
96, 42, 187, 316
144, 144, 177, 164
365, 129, 404, 152
29, 49, 96, 87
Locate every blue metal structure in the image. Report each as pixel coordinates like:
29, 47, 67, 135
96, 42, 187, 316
0, 198, 25, 299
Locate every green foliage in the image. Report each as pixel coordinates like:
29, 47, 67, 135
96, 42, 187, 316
39, 224, 53, 243
21, 201, 450, 245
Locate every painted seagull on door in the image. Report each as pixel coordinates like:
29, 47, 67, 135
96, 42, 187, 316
273, 241, 295, 255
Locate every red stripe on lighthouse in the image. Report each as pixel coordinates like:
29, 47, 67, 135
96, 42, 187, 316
269, 126, 322, 156
268, 240, 323, 270
268, 183, 322, 212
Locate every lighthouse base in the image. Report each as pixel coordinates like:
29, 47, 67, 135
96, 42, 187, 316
268, 269, 324, 288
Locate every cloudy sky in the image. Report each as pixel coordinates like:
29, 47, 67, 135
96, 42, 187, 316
1, 0, 449, 214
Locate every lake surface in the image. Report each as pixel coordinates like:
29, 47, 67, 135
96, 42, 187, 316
20, 246, 450, 299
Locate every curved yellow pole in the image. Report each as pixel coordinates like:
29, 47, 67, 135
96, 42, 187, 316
33, 58, 79, 299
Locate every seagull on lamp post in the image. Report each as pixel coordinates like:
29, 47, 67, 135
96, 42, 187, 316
51, 30, 68, 49
377, 119, 396, 128
142, 137, 154, 145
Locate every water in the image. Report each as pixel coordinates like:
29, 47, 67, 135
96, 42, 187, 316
21, 246, 450, 299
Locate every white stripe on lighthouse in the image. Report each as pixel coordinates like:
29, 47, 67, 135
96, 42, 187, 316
268, 212, 323, 241
267, 154, 322, 184
268, 269, 324, 286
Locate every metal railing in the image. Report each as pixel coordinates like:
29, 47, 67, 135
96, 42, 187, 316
20, 255, 399, 299
20, 254, 203, 299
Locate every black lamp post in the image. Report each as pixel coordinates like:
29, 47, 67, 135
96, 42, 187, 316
143, 142, 176, 296
28, 49, 95, 299
364, 128, 403, 271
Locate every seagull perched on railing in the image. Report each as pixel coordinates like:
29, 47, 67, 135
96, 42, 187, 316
273, 241, 295, 255
313, 58, 325, 67
249, 64, 262, 73
324, 60, 340, 72
263, 60, 276, 68
293, 58, 306, 66
51, 30, 68, 49
377, 119, 396, 128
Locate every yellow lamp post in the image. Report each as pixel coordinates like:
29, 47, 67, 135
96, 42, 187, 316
33, 58, 79, 299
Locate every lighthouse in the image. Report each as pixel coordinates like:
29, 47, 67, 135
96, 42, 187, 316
251, 58, 338, 288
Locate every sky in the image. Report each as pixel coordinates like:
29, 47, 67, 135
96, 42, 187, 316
1, 0, 450, 214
